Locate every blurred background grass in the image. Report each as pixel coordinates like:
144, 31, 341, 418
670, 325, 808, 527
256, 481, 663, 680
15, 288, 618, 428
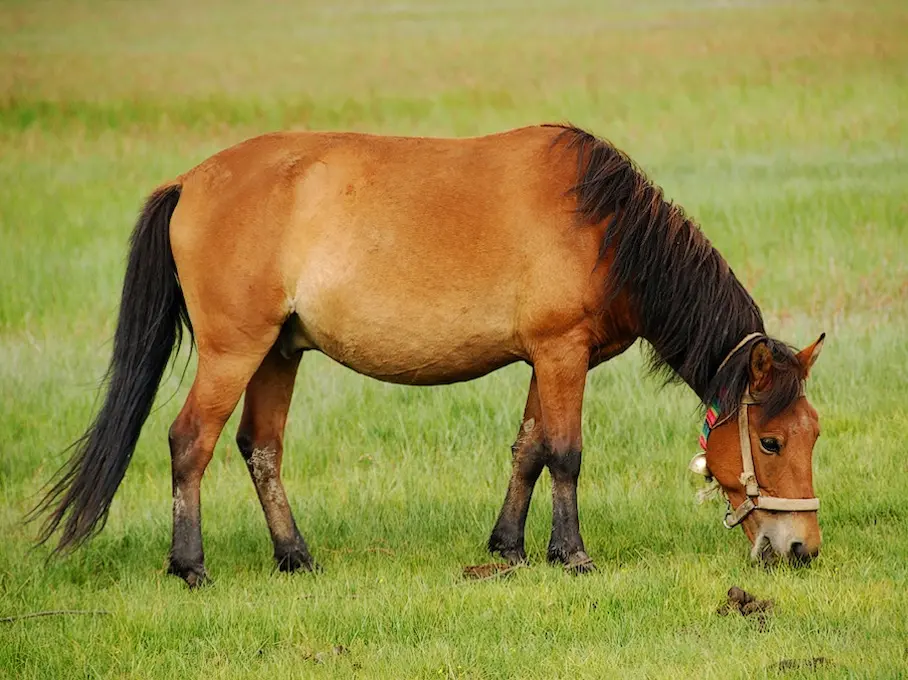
1, 1, 906, 678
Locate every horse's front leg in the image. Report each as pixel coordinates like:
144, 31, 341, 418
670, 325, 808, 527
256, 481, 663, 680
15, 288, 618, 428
534, 341, 594, 572
488, 373, 546, 564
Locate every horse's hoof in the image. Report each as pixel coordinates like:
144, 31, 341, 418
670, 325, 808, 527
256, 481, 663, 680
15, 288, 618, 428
488, 534, 527, 565
167, 561, 209, 589
499, 549, 528, 566
184, 570, 210, 589
548, 548, 596, 574
276, 550, 319, 573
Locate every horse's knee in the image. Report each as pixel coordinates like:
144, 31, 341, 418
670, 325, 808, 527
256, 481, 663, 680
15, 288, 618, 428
511, 440, 546, 480
545, 436, 582, 482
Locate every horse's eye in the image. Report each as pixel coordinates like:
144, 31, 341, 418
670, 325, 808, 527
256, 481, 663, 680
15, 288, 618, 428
759, 438, 781, 455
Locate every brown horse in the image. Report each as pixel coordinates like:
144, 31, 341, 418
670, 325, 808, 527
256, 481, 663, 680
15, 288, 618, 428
34, 124, 825, 587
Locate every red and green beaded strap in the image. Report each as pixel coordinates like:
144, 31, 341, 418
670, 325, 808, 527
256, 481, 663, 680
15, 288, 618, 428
698, 399, 721, 451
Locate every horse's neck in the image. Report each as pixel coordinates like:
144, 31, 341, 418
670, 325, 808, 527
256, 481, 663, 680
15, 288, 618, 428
635, 268, 764, 402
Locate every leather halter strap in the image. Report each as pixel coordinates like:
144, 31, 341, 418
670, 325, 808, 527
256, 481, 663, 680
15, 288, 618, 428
699, 333, 820, 528
717, 332, 764, 375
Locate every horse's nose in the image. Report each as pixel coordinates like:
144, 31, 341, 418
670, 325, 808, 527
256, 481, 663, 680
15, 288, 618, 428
789, 541, 819, 566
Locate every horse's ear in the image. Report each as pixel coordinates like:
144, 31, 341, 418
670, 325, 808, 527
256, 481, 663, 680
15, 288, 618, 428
795, 332, 825, 379
749, 340, 774, 393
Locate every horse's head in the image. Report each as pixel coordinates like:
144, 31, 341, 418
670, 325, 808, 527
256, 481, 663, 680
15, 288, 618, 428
694, 334, 825, 566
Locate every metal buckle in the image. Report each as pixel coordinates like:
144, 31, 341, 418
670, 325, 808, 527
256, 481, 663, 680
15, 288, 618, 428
722, 500, 734, 529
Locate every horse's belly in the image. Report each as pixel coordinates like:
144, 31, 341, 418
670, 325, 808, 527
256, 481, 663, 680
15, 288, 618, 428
291, 310, 519, 385
282, 156, 533, 384
291, 271, 521, 385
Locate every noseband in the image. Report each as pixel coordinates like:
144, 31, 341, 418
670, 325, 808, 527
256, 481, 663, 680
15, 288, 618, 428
690, 333, 820, 529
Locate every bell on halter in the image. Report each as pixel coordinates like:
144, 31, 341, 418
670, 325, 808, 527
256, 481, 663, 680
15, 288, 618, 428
688, 452, 711, 479
689, 452, 720, 504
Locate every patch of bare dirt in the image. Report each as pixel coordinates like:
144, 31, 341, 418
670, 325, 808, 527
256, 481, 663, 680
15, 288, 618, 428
461, 563, 517, 581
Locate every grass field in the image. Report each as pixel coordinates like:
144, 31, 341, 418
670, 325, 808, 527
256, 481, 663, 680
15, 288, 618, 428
1, 1, 907, 678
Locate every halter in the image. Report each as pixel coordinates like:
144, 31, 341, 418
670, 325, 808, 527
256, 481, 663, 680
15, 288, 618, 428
690, 333, 820, 529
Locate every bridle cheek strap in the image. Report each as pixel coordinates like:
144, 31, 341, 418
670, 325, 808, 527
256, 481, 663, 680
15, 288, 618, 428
737, 397, 760, 497
722, 394, 820, 528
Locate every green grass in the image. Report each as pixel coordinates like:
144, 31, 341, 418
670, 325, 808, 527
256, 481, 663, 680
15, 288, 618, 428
1, 1, 907, 678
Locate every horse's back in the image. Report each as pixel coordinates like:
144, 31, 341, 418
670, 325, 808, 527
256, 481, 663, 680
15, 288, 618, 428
170, 126, 608, 383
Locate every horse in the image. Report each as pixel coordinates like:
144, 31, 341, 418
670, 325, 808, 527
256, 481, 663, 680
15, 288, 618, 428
34, 124, 825, 587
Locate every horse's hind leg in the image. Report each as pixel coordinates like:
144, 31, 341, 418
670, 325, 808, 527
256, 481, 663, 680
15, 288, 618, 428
235, 344, 316, 573
167, 334, 279, 588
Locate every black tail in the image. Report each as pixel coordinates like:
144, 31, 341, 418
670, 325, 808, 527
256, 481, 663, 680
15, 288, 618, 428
32, 183, 191, 552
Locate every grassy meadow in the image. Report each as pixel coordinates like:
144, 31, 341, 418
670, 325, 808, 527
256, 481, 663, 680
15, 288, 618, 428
1, 0, 907, 677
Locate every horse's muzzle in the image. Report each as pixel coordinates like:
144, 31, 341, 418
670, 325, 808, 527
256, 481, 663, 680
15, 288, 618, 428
751, 531, 820, 567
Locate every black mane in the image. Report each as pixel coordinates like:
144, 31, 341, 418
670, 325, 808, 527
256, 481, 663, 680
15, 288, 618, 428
553, 125, 802, 420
